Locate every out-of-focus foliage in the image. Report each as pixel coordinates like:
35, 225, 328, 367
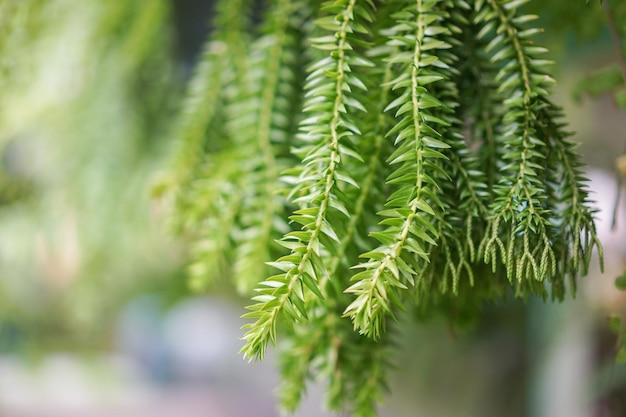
527, 0, 606, 41
0, 0, 182, 352
562, 0, 626, 368
572, 1, 626, 109
162, 0, 605, 415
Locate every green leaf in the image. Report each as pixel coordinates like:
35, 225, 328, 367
615, 270, 626, 291
615, 89, 626, 109
574, 65, 624, 101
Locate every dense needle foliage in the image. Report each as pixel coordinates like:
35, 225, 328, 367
165, 0, 605, 415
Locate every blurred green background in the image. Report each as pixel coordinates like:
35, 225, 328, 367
0, 0, 624, 416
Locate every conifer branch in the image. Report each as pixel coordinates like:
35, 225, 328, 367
344, 0, 450, 339
231, 0, 305, 293
277, 41, 396, 413
478, 0, 557, 288
241, 0, 376, 360
165, 0, 253, 291
169, 41, 231, 233
162, 0, 608, 411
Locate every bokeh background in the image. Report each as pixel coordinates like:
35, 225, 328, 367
0, 0, 624, 416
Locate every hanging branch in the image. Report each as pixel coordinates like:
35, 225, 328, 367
240, 0, 378, 360
164, 0, 606, 413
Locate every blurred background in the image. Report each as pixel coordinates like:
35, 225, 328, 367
0, 0, 624, 416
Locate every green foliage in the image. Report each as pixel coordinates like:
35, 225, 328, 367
616, 270, 626, 291
570, 0, 626, 367
0, 0, 180, 351
165, 0, 605, 415
574, 0, 626, 108
608, 311, 626, 365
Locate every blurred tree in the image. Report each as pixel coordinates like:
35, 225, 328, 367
0, 0, 183, 352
